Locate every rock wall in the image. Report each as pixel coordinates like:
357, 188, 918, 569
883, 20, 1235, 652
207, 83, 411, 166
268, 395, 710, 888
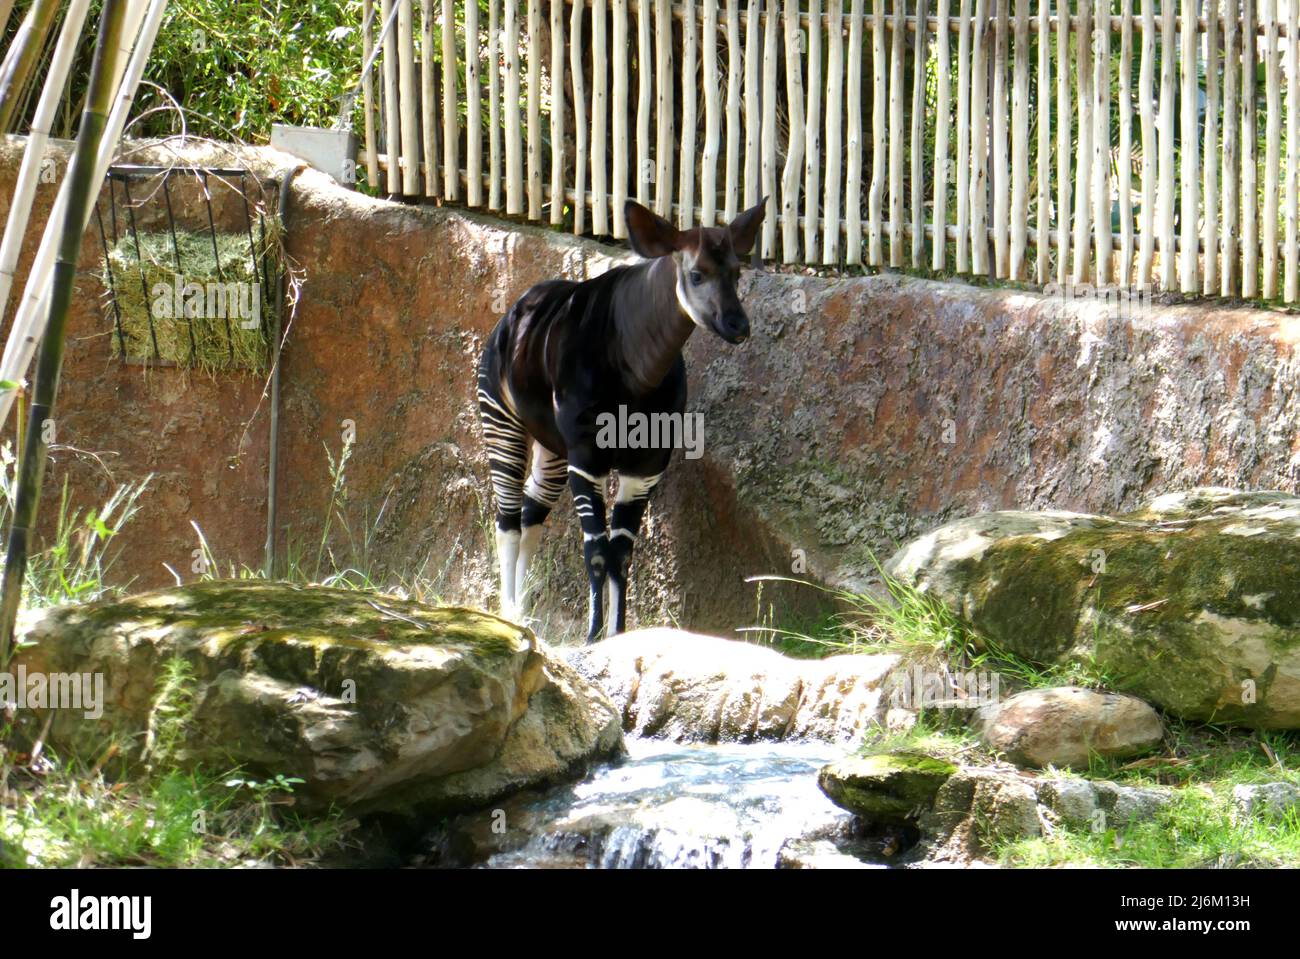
4, 137, 1300, 641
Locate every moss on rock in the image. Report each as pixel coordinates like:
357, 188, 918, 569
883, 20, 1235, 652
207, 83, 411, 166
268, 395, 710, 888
818, 751, 958, 822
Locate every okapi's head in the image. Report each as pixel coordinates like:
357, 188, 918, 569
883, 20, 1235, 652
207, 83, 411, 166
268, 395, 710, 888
624, 198, 767, 344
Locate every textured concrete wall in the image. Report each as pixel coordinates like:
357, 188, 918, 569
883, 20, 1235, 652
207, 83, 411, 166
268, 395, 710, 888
4, 137, 1298, 641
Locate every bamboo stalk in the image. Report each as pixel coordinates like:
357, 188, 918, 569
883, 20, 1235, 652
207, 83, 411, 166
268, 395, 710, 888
1158, 0, 1176, 290
527, 0, 542, 219
782, 0, 805, 260
0, 0, 62, 133
1138, 0, 1155, 288
845, 0, 864, 263
725, 0, 742, 220
888, 0, 905, 267
957, 0, 972, 271
1034, 0, 1047, 282
1118, 0, 1133, 286
550, 0, 565, 224
744, 0, 761, 209
911, 0, 931, 268
363, 0, 379, 188
702, 0, 720, 227
1180, 0, 1199, 291
1203, 0, 1218, 294
970, 0, 988, 275
869, 0, 886, 264
382, 0, 401, 194
0, 0, 129, 663
656, 0, 672, 216
762, 0, 778, 256
1010, 0, 1028, 279
467, 0, 482, 206
934, 0, 952, 271
639, 0, 653, 206
1092, 0, 1110, 285
505, 0, 523, 214
679, 0, 698, 230
613, 0, 629, 234
592, 0, 609, 233
1054, 0, 1067, 283
442, 0, 459, 199
1287, 0, 1299, 300
1263, 0, 1280, 298
420, 0, 439, 197
0, 0, 161, 431
0, 0, 92, 325
489, 0, 502, 209
1243, 0, 1258, 296
572, 0, 587, 231
805, 0, 823, 257
397, 0, 419, 196
992, 0, 1009, 276
1072, 0, 1092, 284
1222, 0, 1239, 294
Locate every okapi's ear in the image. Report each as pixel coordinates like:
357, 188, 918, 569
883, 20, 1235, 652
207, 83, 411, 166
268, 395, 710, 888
728, 197, 767, 257
624, 200, 682, 258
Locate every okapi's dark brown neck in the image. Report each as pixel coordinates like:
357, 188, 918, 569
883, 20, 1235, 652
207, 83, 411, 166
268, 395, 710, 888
611, 255, 696, 394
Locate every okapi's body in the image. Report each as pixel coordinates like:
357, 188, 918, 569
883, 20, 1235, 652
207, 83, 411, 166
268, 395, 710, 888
477, 199, 766, 643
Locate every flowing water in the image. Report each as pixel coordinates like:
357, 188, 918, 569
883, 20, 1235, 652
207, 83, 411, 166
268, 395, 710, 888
427, 739, 898, 869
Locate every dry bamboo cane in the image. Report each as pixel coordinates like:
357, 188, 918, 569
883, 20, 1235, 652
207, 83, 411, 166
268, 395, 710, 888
912, 0, 932, 269
805, 0, 822, 257
639, 0, 653, 206
489, 0, 502, 210
398, 0, 419, 195
1203, 0, 1219, 294
1092, 0, 1110, 285
1158, 0, 1176, 290
0, 0, 129, 665
656, 0, 673, 216
1287, 0, 1299, 300
845, 0, 864, 263
505, 0, 523, 214
1180, 0, 1200, 291
1118, 0, 1133, 287
744, 0, 761, 209
869, 0, 886, 264
1072, 0, 1092, 285
725, 0, 742, 220
1222, 0, 1239, 294
527, 0, 542, 219
466, 0, 482, 206
613, 0, 629, 235
382, 0, 401, 193
550, 0, 564, 224
1034, 0, 1048, 282
679, 0, 698, 230
888, 0, 904, 267
1138, 0, 1156, 289
1243, 0, 1258, 297
970, 0, 989, 276
419, 0, 438, 196
572, 0, 587, 231
1010, 0, 1028, 279
363, 0, 380, 188
934, 0, 952, 272
592, 0, 609, 233
781, 0, 804, 260
762, 0, 778, 256
1054, 0, 1067, 284
992, 0, 1008, 277
1263, 0, 1281, 298
958, 0, 972, 272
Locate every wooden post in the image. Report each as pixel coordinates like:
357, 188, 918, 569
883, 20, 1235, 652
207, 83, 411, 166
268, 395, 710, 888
970, 0, 989, 276
1203, 0, 1219, 294
381, 0, 401, 194
992, 0, 1009, 277
363, 0, 380, 188
805, 0, 823, 258
1054, 0, 1068, 283
680, 0, 699, 230
782, 0, 806, 260
443, 0, 460, 200
912, 0, 932, 269
1118, 0, 1133, 287
1286, 0, 1299, 300
1222, 0, 1240, 294
639, 0, 653, 206
1158, 0, 1175, 290
1263, 0, 1281, 298
725, 0, 742, 220
1181, 0, 1200, 291
1243, 0, 1258, 297
958, 0, 973, 272
505, 0, 523, 214
762, 0, 778, 257
1010, 0, 1028, 279
572, 0, 587, 232
869, 0, 886, 264
1072, 0, 1092, 285
825, 0, 845, 262
703, 0, 721, 227
420, 0, 439, 197
592, 0, 609, 234
935, 0, 953, 271
489, 0, 502, 209
656, 0, 673, 217
846, 0, 864, 263
1092, 0, 1109, 285
467, 0, 481, 205
745, 0, 761, 209
888, 0, 905, 267
550, 0, 565, 224
613, 0, 629, 235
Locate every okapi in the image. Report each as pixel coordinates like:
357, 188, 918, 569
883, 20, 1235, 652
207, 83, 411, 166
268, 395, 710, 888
477, 198, 767, 643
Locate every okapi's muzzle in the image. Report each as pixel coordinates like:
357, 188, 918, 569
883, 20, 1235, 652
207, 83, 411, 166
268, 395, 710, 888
715, 307, 750, 344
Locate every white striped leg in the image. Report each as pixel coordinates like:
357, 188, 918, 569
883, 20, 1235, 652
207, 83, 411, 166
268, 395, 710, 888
607, 472, 663, 635
478, 374, 529, 619
515, 442, 567, 618
568, 464, 611, 643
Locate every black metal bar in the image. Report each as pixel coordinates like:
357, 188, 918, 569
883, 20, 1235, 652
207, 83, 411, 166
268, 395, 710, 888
200, 170, 234, 361
161, 175, 197, 365
94, 200, 127, 359
108, 164, 249, 178
121, 178, 161, 362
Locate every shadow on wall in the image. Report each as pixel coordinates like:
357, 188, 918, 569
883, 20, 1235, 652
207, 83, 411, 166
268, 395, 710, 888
6, 138, 1300, 642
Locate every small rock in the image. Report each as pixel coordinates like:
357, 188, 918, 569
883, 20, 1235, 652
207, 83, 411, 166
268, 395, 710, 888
1231, 782, 1300, 822
973, 686, 1165, 768
817, 752, 957, 823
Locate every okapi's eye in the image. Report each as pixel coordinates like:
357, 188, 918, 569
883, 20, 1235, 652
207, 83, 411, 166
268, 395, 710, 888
689, 270, 704, 285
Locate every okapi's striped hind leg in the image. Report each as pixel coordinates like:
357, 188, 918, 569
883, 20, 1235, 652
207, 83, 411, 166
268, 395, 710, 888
515, 442, 567, 617
567, 464, 612, 644
477, 374, 529, 620
607, 472, 663, 636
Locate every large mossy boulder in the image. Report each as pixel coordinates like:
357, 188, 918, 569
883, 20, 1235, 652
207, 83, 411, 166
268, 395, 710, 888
10, 581, 623, 816
886, 489, 1300, 728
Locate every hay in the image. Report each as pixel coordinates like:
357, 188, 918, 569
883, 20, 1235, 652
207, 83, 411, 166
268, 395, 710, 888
101, 223, 280, 373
